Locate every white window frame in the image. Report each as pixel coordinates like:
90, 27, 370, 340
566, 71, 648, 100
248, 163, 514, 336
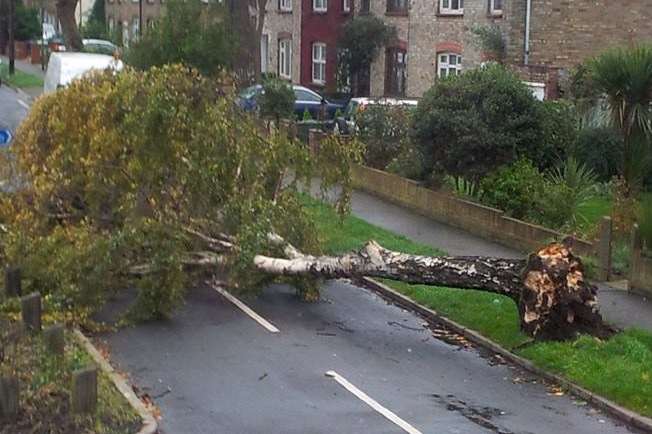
438, 53, 462, 78
131, 16, 139, 40
343, 0, 350, 12
313, 0, 327, 12
490, 0, 503, 15
280, 0, 292, 12
440, 0, 463, 15
312, 42, 327, 85
278, 39, 292, 80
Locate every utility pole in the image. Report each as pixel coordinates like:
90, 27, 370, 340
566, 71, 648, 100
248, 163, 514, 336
8, 0, 15, 75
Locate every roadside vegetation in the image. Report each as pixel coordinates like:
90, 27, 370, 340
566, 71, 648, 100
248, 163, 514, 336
0, 63, 43, 88
304, 194, 652, 418
0, 309, 140, 433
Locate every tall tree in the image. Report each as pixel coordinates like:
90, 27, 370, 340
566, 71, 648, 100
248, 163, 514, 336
227, 0, 267, 84
56, 0, 83, 50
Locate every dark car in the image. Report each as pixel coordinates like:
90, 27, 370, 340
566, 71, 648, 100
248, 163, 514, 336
237, 84, 344, 120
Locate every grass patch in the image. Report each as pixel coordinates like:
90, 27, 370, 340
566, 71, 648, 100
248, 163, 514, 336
0, 63, 44, 88
576, 196, 612, 234
305, 194, 652, 418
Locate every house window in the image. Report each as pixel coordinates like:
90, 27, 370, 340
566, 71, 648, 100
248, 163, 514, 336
438, 53, 462, 78
278, 39, 292, 79
490, 0, 502, 14
385, 47, 407, 97
312, 42, 327, 85
313, 0, 327, 12
387, 0, 407, 13
108, 17, 115, 31
361, 0, 370, 13
440, 0, 463, 15
343, 0, 350, 12
279, 0, 292, 11
261, 34, 269, 74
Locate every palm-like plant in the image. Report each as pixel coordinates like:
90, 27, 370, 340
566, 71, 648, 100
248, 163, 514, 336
589, 45, 652, 193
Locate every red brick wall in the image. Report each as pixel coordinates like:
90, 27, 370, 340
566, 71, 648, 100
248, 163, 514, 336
300, 0, 351, 92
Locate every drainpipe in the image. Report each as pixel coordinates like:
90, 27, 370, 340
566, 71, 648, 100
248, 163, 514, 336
524, 0, 532, 65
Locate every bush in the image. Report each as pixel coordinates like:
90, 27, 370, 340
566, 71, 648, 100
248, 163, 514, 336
412, 65, 543, 183
259, 76, 295, 123
15, 3, 40, 41
357, 104, 412, 170
386, 143, 426, 181
480, 159, 544, 219
572, 127, 624, 182
538, 100, 578, 170
637, 196, 652, 250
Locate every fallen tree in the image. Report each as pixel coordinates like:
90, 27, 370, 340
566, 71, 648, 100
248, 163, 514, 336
0, 65, 610, 341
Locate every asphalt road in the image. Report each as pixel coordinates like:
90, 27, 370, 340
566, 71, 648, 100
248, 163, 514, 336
99, 281, 634, 434
0, 85, 30, 134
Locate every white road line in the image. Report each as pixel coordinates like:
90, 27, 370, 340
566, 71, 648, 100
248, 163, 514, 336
325, 371, 423, 434
17, 100, 30, 110
212, 284, 280, 333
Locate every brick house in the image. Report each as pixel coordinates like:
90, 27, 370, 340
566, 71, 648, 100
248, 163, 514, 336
261, 0, 302, 83
300, 0, 352, 92
105, 0, 163, 45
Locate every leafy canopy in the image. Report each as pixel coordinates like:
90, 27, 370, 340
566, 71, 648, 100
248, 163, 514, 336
412, 64, 543, 183
0, 65, 361, 320
338, 15, 396, 79
125, 0, 236, 76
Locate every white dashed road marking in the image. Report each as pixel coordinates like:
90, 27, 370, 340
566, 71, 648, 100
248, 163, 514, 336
17, 100, 30, 110
325, 370, 424, 434
211, 284, 280, 333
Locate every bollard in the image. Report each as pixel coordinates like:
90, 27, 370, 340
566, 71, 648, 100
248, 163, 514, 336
20, 292, 42, 332
0, 375, 19, 420
4, 267, 21, 297
72, 367, 98, 414
44, 324, 65, 356
597, 216, 613, 281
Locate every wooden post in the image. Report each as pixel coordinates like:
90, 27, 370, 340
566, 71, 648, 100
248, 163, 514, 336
44, 324, 65, 356
71, 367, 98, 414
20, 292, 41, 332
0, 375, 19, 420
597, 216, 612, 281
4, 267, 21, 297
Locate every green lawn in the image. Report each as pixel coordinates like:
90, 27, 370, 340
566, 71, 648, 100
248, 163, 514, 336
305, 195, 652, 418
0, 63, 44, 88
577, 196, 612, 232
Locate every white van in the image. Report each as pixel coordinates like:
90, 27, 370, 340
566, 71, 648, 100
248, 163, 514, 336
43, 52, 123, 93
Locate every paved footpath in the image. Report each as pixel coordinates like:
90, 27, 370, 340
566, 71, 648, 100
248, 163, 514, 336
347, 188, 652, 333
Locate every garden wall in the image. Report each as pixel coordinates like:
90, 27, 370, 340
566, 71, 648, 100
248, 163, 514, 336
350, 164, 595, 257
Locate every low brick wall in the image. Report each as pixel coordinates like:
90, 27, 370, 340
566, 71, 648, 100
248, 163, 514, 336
351, 164, 594, 256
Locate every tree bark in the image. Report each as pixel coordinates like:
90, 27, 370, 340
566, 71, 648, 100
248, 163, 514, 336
56, 0, 83, 51
253, 238, 613, 341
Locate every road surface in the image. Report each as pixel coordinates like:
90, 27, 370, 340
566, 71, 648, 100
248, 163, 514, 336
0, 85, 30, 134
99, 281, 634, 434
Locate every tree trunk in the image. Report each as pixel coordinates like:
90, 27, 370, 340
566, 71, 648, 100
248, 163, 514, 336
56, 0, 83, 51
253, 238, 613, 341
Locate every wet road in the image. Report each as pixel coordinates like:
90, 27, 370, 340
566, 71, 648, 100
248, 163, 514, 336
101, 281, 634, 434
0, 85, 29, 134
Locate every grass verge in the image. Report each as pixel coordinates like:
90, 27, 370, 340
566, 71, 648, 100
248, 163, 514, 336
0, 63, 44, 88
304, 195, 652, 418
0, 311, 141, 433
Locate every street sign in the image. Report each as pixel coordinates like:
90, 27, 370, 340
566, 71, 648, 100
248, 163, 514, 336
0, 129, 13, 147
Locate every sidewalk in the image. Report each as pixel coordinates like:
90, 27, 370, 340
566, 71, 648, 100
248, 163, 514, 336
349, 188, 652, 333
1, 55, 44, 100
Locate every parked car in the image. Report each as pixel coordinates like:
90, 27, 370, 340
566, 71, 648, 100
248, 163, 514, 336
334, 97, 418, 135
237, 84, 345, 120
48, 38, 119, 56
43, 52, 124, 93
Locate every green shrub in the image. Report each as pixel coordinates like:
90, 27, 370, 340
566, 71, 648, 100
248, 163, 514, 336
412, 65, 543, 183
638, 196, 652, 250
386, 143, 426, 181
538, 100, 578, 170
480, 159, 544, 219
259, 76, 295, 122
572, 127, 624, 182
15, 3, 41, 41
357, 104, 412, 170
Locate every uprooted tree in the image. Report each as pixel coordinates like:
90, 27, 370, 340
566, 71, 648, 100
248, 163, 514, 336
0, 65, 611, 340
